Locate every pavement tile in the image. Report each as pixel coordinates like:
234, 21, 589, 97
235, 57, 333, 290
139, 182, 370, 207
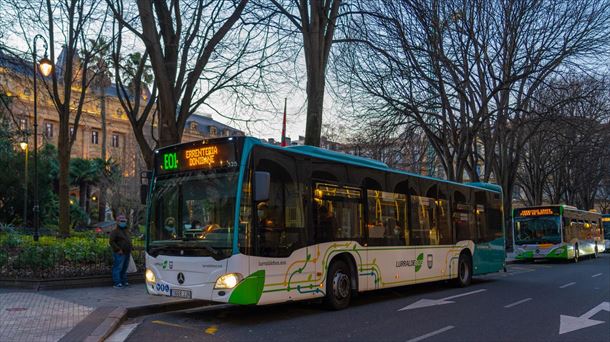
0, 284, 184, 342
0, 292, 94, 342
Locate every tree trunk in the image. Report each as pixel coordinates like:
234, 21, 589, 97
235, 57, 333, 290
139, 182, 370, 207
304, 69, 325, 147
57, 133, 71, 237
98, 91, 107, 222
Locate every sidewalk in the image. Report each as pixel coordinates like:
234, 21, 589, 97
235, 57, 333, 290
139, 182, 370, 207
0, 283, 191, 342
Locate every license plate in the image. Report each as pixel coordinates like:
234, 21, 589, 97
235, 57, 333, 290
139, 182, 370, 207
171, 289, 192, 299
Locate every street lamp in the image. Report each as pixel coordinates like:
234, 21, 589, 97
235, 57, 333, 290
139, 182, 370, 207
20, 140, 28, 228
32, 34, 54, 242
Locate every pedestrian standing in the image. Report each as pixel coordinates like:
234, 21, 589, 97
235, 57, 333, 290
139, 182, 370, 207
109, 215, 133, 288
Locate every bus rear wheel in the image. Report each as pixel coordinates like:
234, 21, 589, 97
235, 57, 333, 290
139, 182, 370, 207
324, 260, 351, 310
453, 252, 472, 287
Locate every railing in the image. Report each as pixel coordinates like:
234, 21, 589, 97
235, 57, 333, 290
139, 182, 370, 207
0, 230, 145, 280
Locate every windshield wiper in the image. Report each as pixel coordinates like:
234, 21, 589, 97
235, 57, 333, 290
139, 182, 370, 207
200, 244, 221, 256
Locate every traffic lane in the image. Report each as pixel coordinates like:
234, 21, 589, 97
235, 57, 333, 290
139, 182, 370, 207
436, 255, 610, 342
126, 256, 609, 341
126, 280, 468, 341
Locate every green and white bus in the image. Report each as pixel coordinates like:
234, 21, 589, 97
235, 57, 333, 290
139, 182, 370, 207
513, 205, 605, 262
143, 137, 505, 309
602, 214, 610, 253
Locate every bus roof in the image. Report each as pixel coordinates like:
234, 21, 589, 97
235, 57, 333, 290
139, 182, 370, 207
154, 136, 503, 193
514, 204, 602, 216
258, 138, 502, 193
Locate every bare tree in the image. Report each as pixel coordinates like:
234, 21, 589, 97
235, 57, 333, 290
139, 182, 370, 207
108, 0, 284, 168
4, 0, 110, 236
266, 0, 342, 147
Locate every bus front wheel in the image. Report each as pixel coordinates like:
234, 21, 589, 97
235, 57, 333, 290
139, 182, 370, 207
324, 260, 351, 310
453, 252, 472, 288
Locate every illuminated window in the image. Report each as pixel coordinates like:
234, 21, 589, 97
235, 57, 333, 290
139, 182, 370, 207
367, 189, 407, 246
69, 127, 75, 139
111, 134, 119, 148
45, 123, 53, 138
91, 131, 99, 145
19, 118, 27, 130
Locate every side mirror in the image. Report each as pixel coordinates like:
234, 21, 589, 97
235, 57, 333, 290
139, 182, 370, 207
254, 171, 270, 202
140, 184, 148, 205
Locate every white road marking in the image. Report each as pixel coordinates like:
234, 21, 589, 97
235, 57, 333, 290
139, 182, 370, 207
592, 273, 602, 278
504, 298, 532, 308
559, 282, 576, 289
398, 289, 486, 311
559, 302, 609, 335
406, 326, 455, 342
106, 323, 140, 342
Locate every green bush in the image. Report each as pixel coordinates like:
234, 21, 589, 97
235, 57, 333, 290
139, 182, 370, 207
14, 243, 62, 270
1, 232, 23, 248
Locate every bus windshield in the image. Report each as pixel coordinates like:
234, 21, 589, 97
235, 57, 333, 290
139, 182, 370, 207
514, 216, 561, 245
147, 171, 237, 259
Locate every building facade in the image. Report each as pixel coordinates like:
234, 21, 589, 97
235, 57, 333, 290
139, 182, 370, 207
0, 48, 243, 178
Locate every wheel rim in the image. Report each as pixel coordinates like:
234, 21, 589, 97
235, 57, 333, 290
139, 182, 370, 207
332, 271, 350, 299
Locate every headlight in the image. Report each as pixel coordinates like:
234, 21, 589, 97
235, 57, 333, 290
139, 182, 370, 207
215, 273, 242, 289
145, 269, 156, 283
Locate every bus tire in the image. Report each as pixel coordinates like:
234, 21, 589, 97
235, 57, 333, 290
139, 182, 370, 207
453, 251, 472, 288
324, 260, 351, 310
573, 244, 579, 263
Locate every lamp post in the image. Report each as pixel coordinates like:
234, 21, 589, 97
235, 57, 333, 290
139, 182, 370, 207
32, 34, 54, 242
19, 140, 28, 227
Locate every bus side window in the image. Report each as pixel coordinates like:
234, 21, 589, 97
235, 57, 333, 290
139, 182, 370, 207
314, 183, 362, 242
254, 154, 306, 257
410, 195, 438, 246
366, 189, 407, 246
453, 190, 475, 242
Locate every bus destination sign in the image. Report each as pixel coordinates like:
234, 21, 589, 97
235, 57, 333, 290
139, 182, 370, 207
157, 142, 237, 174
515, 207, 560, 217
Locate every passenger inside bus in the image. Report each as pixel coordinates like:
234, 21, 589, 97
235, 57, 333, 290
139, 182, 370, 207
163, 217, 177, 239
317, 205, 338, 241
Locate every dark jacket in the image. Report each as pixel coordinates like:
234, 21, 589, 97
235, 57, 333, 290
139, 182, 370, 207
109, 227, 132, 254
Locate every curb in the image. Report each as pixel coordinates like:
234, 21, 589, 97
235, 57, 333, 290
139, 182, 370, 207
0, 273, 144, 290
63, 299, 215, 342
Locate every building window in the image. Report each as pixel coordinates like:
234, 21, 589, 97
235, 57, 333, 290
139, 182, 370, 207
45, 123, 53, 138
69, 127, 75, 138
91, 131, 99, 145
223, 129, 230, 137
19, 118, 27, 130
190, 122, 198, 130
209, 126, 217, 136
24, 88, 31, 96
111, 134, 119, 148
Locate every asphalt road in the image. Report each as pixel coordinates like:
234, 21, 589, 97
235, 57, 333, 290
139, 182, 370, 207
123, 254, 610, 342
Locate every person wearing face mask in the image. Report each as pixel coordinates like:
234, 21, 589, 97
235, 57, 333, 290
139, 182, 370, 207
109, 215, 133, 288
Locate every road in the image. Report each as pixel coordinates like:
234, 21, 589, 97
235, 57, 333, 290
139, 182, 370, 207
120, 254, 610, 342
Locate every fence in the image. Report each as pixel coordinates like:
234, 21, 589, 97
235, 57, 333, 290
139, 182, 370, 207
0, 230, 145, 280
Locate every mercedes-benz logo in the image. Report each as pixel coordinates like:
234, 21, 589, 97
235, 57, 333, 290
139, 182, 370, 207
177, 272, 185, 284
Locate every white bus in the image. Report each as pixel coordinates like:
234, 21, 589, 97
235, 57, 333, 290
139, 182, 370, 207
513, 205, 605, 261
143, 137, 505, 309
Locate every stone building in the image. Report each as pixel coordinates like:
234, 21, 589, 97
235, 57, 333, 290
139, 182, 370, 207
0, 47, 243, 179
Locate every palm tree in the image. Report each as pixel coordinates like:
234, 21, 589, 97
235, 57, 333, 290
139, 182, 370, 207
69, 158, 100, 215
